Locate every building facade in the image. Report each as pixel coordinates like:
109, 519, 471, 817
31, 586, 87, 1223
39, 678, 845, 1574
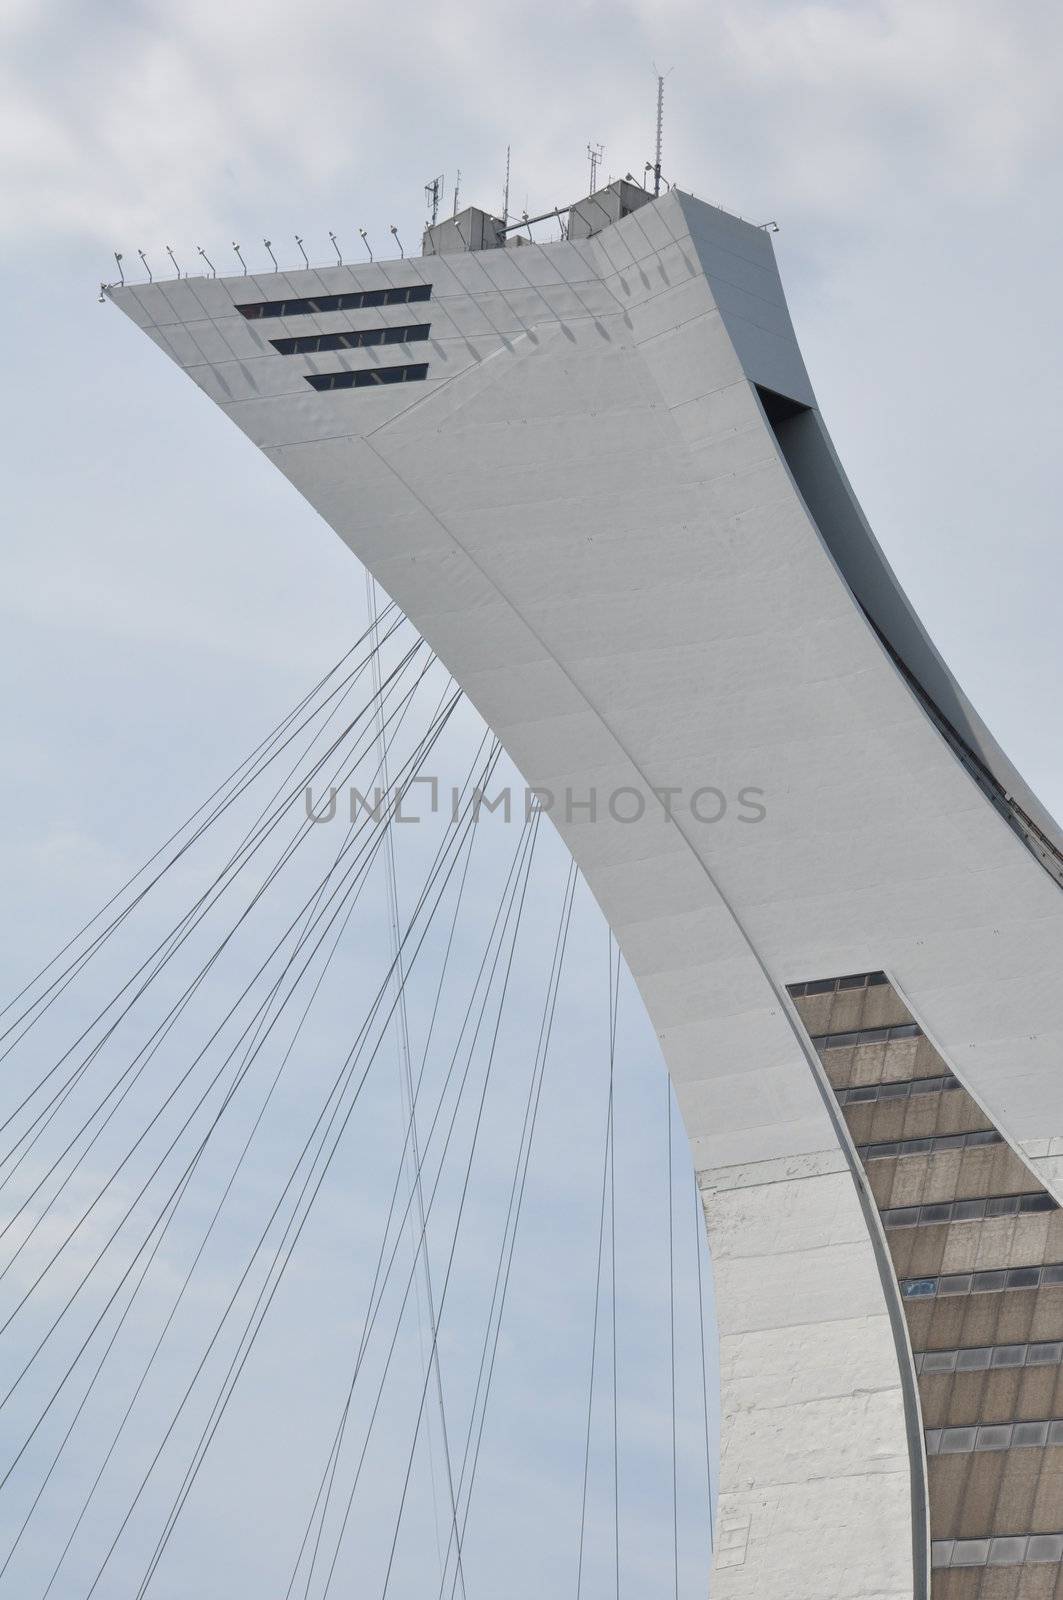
109, 183, 1063, 1599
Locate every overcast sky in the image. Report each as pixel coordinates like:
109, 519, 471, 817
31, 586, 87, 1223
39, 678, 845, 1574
1, 2, 1062, 1596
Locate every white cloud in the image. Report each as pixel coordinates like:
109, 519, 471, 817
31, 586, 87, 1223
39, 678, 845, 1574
4, 0, 1062, 248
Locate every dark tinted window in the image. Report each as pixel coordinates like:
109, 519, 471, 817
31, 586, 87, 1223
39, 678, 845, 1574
236, 284, 432, 319
305, 363, 429, 392
271, 325, 430, 355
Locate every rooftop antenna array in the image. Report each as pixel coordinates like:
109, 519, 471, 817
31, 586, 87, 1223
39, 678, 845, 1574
425, 174, 444, 228
587, 142, 604, 193
452, 169, 462, 217
652, 64, 673, 197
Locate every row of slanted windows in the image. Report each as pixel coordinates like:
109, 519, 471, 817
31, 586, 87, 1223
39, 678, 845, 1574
788, 971, 889, 997
926, 1418, 1063, 1454
883, 1191, 1057, 1230
857, 1129, 1001, 1161
901, 1261, 1063, 1299
813, 1022, 920, 1050
932, 1534, 1063, 1569
237, 285, 431, 319
271, 325, 430, 355
915, 1340, 1063, 1374
306, 364, 428, 392
839, 1074, 960, 1105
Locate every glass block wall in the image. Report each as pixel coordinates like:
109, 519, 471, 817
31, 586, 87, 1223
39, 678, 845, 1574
790, 972, 1063, 1598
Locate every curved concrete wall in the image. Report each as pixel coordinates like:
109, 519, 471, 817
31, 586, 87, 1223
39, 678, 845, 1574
108, 188, 1063, 1599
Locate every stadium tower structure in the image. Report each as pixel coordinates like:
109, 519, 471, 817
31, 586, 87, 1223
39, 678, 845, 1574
108, 179, 1063, 1600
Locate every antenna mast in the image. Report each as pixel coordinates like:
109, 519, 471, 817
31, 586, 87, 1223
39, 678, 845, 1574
502, 145, 511, 225
452, 169, 462, 217
587, 141, 604, 193
653, 67, 665, 196
425, 174, 444, 227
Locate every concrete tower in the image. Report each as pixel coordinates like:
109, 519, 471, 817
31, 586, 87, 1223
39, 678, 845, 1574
108, 181, 1063, 1600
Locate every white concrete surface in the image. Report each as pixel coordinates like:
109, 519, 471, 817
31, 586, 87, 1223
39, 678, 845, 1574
108, 187, 1063, 1599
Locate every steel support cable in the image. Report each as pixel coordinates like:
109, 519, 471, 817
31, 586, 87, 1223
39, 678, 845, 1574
364, 810, 544, 1600
0, 683, 461, 1421
0, 664, 443, 1369
16, 702, 457, 1591
692, 1179, 715, 1551
608, 934, 620, 1599
0, 640, 435, 1258
0, 637, 435, 1256
366, 572, 464, 1600
85, 731, 511, 1600
294, 812, 541, 1600
0, 609, 404, 1069
130, 797, 539, 1600
41, 732, 501, 1600
0, 695, 469, 1529
0, 625, 422, 1190
289, 735, 496, 1600
0, 616, 416, 1192
34, 727, 491, 1600
576, 967, 616, 1600
668, 1085, 678, 1600
240, 609, 408, 844
0, 636, 425, 1248
0, 1158, 200, 1585
435, 861, 578, 1600
0, 612, 395, 1038
286, 764, 522, 1597
0, 658, 423, 1278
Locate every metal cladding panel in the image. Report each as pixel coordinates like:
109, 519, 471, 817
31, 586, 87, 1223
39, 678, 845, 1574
107, 186, 1063, 1600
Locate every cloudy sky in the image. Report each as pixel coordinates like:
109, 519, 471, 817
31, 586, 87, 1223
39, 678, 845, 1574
1, 2, 1062, 1596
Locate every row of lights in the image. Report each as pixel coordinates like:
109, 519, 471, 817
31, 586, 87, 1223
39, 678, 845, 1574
107, 225, 408, 290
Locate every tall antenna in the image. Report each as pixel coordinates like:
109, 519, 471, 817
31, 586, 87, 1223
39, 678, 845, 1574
502, 145, 511, 225
425, 174, 444, 227
587, 141, 604, 193
652, 64, 672, 197
452, 168, 462, 217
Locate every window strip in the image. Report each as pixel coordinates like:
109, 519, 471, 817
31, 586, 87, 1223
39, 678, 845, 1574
812, 1021, 921, 1049
914, 1340, 1063, 1374
883, 1191, 1057, 1230
901, 1261, 1063, 1299
788, 970, 889, 997
838, 1074, 960, 1105
857, 1130, 1002, 1161
305, 363, 429, 392
271, 324, 430, 355
932, 1534, 1063, 1569
237, 284, 431, 318
925, 1418, 1063, 1455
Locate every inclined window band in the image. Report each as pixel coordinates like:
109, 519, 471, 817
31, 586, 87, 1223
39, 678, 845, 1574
925, 1419, 1063, 1455
901, 1262, 1063, 1298
788, 971, 889, 996
838, 1074, 960, 1105
857, 1129, 1002, 1160
813, 1022, 921, 1049
883, 1191, 1057, 1230
237, 285, 431, 318
932, 1534, 1063, 1569
305, 364, 429, 392
271, 325, 430, 355
914, 1340, 1063, 1374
